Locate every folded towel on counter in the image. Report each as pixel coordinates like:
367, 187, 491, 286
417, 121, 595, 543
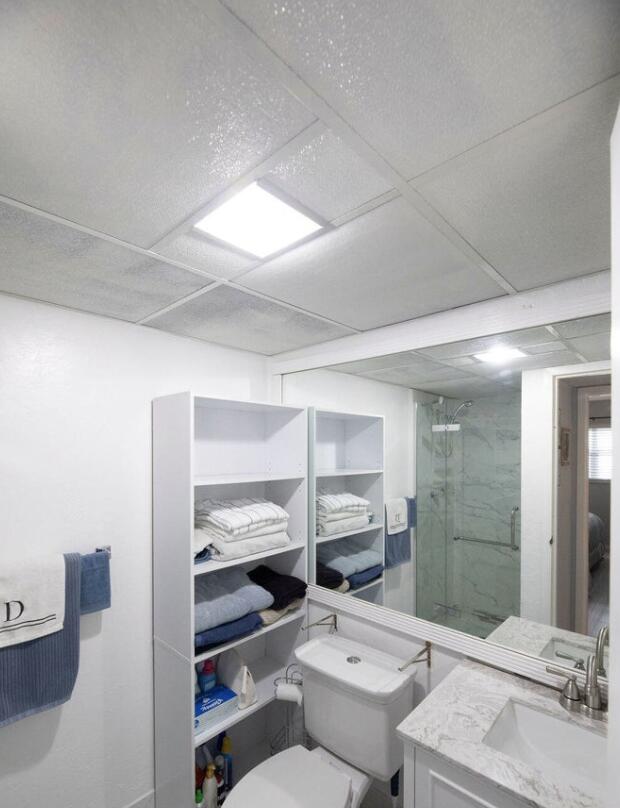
335, 580, 350, 593
385, 498, 408, 536
0, 554, 81, 728
194, 612, 262, 652
348, 564, 384, 589
318, 538, 383, 578
317, 514, 371, 537
259, 597, 305, 627
210, 531, 291, 561
79, 552, 111, 615
247, 566, 307, 611
195, 498, 289, 539
194, 569, 273, 634
0, 555, 66, 648
316, 561, 344, 589
316, 492, 370, 516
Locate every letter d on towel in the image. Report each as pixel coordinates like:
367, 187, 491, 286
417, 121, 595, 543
4, 601, 24, 622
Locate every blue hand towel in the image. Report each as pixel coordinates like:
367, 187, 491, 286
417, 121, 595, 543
194, 612, 262, 652
0, 553, 81, 728
194, 568, 274, 634
80, 551, 111, 615
348, 564, 384, 589
385, 497, 416, 569
408, 496, 417, 528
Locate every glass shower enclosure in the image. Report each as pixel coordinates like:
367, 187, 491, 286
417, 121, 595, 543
415, 393, 521, 638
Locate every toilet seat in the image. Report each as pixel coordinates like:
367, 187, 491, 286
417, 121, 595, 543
224, 745, 352, 808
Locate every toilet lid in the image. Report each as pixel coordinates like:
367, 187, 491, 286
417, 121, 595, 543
225, 746, 352, 808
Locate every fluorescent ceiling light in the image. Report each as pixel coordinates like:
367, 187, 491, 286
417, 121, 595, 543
474, 347, 526, 364
193, 182, 323, 258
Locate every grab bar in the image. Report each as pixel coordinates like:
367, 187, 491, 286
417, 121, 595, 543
454, 507, 519, 551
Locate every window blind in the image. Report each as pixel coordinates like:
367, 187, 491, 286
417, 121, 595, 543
588, 426, 612, 480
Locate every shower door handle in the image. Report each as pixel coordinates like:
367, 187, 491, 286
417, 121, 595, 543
510, 507, 520, 551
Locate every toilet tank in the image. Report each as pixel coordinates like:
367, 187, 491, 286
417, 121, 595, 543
295, 635, 416, 781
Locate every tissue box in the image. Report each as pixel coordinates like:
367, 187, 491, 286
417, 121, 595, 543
194, 685, 238, 734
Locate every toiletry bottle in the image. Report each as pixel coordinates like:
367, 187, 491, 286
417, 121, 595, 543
195, 788, 204, 808
221, 735, 233, 793
214, 755, 226, 806
203, 764, 218, 808
199, 660, 217, 694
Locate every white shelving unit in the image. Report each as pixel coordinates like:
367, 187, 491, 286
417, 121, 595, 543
308, 408, 385, 605
153, 393, 308, 808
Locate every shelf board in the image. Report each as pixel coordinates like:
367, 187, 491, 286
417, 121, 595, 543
194, 472, 304, 486
315, 468, 383, 478
194, 656, 282, 746
194, 608, 305, 664
315, 522, 383, 545
194, 540, 306, 575
349, 576, 384, 595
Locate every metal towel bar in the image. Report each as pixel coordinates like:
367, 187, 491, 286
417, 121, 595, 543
453, 506, 519, 551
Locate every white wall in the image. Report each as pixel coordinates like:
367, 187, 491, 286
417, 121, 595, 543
608, 103, 619, 808
0, 294, 269, 808
282, 369, 416, 614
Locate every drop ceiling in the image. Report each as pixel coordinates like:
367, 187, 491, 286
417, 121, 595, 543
328, 314, 611, 398
0, 2, 618, 355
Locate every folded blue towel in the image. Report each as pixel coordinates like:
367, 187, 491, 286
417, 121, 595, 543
318, 538, 383, 577
194, 568, 273, 634
80, 551, 111, 615
348, 564, 384, 589
194, 612, 262, 652
0, 553, 81, 728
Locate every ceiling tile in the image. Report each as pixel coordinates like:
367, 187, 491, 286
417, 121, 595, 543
225, 0, 620, 177
330, 351, 420, 375
524, 340, 568, 355
365, 363, 471, 387
552, 313, 611, 338
567, 333, 611, 361
154, 233, 255, 280
473, 350, 581, 379
413, 77, 620, 290
410, 376, 511, 399
238, 196, 504, 330
146, 285, 355, 355
0, 202, 209, 320
418, 327, 553, 360
0, 1, 314, 247
266, 129, 392, 221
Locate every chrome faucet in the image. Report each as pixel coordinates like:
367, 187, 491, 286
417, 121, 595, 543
595, 625, 609, 678
546, 657, 607, 720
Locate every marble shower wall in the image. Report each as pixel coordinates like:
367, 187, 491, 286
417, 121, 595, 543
416, 392, 521, 637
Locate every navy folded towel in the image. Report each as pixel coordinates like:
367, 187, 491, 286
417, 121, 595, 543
194, 612, 262, 652
0, 553, 81, 728
80, 551, 111, 615
348, 564, 384, 589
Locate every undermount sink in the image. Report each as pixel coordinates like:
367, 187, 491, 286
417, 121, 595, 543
483, 700, 606, 798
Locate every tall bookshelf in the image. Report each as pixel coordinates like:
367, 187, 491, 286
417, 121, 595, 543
309, 408, 385, 605
153, 393, 308, 808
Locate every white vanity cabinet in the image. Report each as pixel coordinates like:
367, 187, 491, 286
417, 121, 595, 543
404, 745, 529, 808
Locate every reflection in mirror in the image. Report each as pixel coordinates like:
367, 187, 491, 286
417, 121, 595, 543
285, 313, 611, 677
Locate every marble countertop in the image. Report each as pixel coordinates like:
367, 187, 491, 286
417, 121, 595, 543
397, 660, 606, 808
488, 616, 598, 658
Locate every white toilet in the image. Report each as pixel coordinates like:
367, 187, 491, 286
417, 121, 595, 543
225, 634, 416, 808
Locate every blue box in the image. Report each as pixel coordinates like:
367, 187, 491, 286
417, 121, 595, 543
194, 685, 238, 734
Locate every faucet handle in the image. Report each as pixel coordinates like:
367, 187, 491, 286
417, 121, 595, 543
545, 666, 581, 709
584, 655, 603, 712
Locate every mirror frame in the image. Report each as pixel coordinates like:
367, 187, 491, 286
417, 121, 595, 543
269, 272, 611, 689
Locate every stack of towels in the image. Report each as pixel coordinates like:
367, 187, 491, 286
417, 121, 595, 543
194, 498, 290, 562
316, 492, 372, 537
317, 537, 384, 590
194, 566, 306, 652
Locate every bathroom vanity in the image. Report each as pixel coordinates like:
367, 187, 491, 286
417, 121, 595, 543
397, 660, 606, 808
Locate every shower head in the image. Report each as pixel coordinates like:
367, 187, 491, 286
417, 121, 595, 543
449, 400, 473, 424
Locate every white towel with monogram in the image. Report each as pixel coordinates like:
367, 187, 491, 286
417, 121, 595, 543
0, 556, 66, 648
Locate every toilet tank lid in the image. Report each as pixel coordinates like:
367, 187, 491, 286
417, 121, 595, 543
295, 635, 415, 703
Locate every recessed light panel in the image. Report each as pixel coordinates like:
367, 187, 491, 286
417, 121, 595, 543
193, 182, 323, 258
474, 347, 526, 364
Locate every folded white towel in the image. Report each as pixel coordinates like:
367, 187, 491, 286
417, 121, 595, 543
385, 498, 408, 535
317, 509, 369, 525
316, 492, 370, 515
0, 556, 66, 648
317, 514, 371, 537
210, 531, 291, 561
195, 498, 289, 538
194, 520, 288, 544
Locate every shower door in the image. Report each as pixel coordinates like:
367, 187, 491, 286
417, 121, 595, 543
415, 395, 521, 638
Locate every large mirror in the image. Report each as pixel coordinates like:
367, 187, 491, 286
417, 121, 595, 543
283, 313, 611, 677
